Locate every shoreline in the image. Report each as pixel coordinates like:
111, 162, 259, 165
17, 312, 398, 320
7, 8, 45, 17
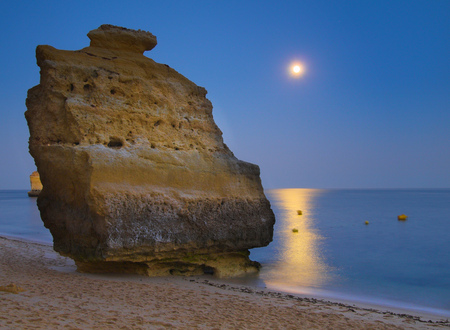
260, 282, 450, 320
4, 234, 446, 320
0, 233, 53, 246
204, 277, 450, 323
1, 235, 449, 329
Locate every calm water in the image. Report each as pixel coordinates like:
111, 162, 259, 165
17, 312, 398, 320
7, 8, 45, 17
1, 189, 449, 316
0, 190, 52, 243
251, 189, 450, 316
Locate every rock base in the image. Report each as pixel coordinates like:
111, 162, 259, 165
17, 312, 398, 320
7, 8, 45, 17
27, 190, 41, 197
75, 250, 260, 278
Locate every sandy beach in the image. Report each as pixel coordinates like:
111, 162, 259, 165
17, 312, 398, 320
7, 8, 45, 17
1, 236, 448, 329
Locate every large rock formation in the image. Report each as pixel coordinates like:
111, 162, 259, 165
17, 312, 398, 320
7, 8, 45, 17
25, 25, 275, 277
28, 171, 43, 197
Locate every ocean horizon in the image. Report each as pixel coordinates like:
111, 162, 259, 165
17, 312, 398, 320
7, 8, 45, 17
1, 188, 449, 317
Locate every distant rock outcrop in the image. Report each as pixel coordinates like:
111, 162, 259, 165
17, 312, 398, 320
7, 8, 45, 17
25, 25, 275, 277
28, 171, 42, 197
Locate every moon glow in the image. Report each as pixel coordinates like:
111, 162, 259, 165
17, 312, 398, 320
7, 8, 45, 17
290, 63, 304, 77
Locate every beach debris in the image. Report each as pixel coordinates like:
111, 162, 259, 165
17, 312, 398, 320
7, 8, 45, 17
25, 25, 275, 278
297, 210, 302, 215
292, 228, 299, 233
397, 214, 408, 221
0, 283, 26, 294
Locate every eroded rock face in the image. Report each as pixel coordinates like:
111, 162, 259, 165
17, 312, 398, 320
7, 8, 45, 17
25, 25, 275, 277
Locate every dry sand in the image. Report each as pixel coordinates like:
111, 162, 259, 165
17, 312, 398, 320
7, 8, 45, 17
1, 236, 448, 329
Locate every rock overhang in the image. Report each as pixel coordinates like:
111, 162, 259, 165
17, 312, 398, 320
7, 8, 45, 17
87, 24, 157, 54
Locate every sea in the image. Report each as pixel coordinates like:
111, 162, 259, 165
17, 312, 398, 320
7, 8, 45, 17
1, 188, 449, 317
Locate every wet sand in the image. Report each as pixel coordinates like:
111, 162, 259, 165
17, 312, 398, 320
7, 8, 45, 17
1, 236, 448, 329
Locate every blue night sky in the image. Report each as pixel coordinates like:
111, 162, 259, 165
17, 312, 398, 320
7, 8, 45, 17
0, 1, 449, 189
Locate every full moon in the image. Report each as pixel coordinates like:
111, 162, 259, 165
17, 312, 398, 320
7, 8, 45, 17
290, 62, 305, 77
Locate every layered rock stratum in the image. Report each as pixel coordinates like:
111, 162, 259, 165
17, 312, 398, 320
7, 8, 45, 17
25, 25, 275, 277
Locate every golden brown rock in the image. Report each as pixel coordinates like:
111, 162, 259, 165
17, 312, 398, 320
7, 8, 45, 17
28, 171, 42, 197
25, 25, 275, 277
